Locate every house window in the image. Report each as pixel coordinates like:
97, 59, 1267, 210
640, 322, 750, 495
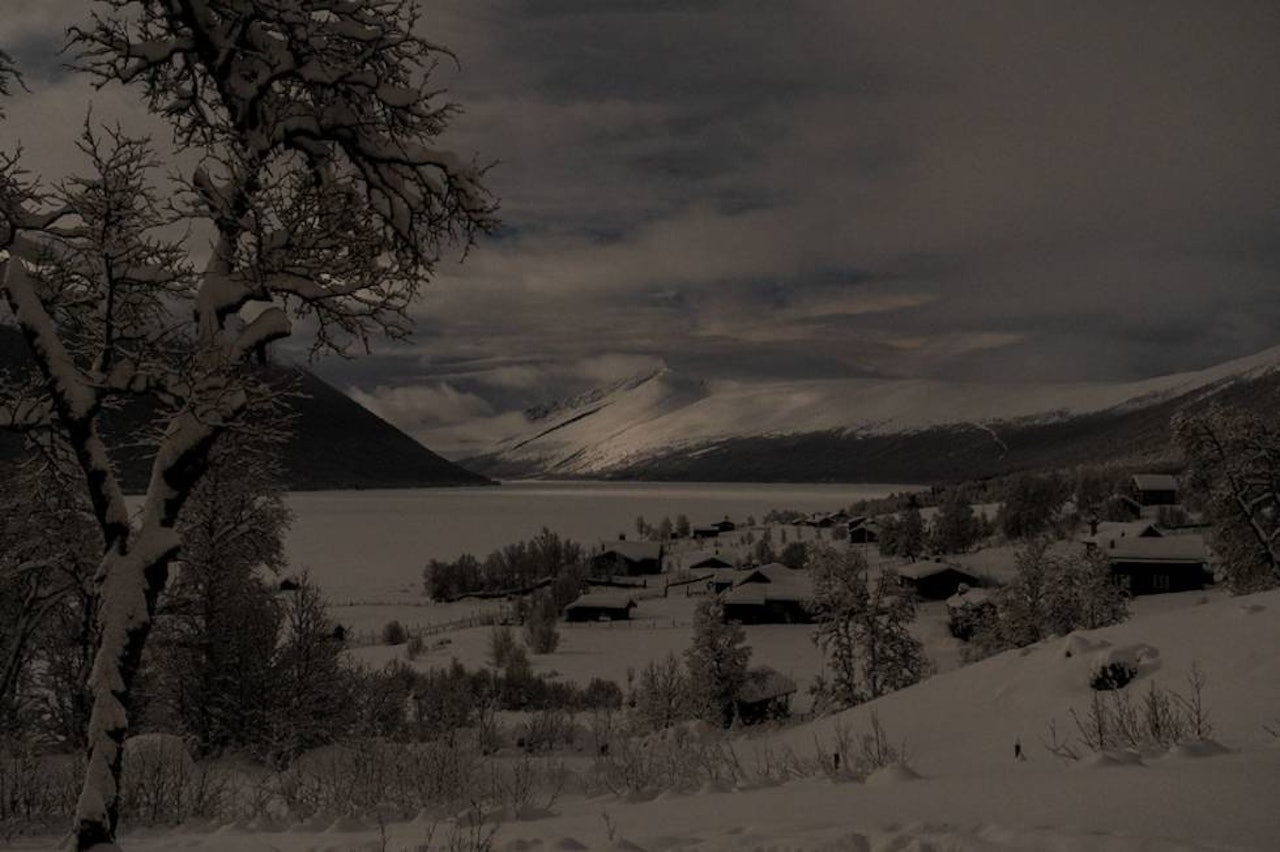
1153, 574, 1171, 591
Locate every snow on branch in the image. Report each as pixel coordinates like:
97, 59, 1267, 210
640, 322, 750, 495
73, 0, 497, 356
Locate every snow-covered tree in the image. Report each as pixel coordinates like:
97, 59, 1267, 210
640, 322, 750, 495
810, 546, 866, 708
858, 568, 926, 699
810, 547, 924, 706
685, 599, 750, 728
930, 491, 981, 554
142, 430, 291, 758
0, 2, 493, 845
1174, 404, 1280, 593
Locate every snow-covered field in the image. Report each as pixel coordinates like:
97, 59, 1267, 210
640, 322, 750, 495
15, 587, 1279, 851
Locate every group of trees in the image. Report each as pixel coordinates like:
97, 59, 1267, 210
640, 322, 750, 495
876, 492, 991, 561
963, 538, 1129, 657
626, 598, 753, 730
423, 529, 586, 606
0, 0, 494, 844
808, 546, 926, 710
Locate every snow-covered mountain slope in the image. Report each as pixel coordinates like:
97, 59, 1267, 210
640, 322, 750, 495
466, 344, 1280, 481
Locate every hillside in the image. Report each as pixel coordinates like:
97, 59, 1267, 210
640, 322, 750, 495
466, 346, 1280, 482
0, 326, 491, 491
19, 586, 1280, 851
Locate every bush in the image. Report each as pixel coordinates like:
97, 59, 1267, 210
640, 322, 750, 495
523, 591, 561, 655
381, 619, 408, 646
406, 633, 426, 659
1090, 661, 1137, 691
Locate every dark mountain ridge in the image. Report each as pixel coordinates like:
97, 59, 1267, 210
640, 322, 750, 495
0, 325, 490, 491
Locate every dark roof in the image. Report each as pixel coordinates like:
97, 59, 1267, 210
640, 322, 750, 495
596, 541, 663, 562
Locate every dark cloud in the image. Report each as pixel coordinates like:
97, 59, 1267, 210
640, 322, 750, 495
2, 1, 1278, 451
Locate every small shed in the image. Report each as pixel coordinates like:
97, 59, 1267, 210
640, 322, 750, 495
847, 519, 879, 544
563, 592, 638, 622
896, 561, 981, 600
591, 541, 665, 576
712, 519, 737, 533
1105, 535, 1209, 595
944, 586, 995, 641
734, 666, 797, 724
1130, 474, 1179, 507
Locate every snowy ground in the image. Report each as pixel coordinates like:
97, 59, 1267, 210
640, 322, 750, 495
11, 584, 1274, 852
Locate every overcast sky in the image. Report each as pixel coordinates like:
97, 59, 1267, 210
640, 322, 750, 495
2, 1, 1279, 455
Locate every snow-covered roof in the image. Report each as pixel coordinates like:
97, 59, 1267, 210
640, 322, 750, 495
946, 587, 993, 609
687, 554, 734, 570
565, 591, 637, 611
737, 666, 798, 704
596, 541, 663, 562
1081, 521, 1162, 547
1105, 535, 1207, 564
896, 561, 978, 582
725, 566, 813, 603
1131, 473, 1178, 492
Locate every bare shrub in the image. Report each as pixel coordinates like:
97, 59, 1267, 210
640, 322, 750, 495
382, 620, 409, 646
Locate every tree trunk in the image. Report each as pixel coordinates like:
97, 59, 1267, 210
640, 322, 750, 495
74, 539, 175, 851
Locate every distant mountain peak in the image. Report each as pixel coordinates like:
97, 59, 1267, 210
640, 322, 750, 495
465, 342, 1280, 483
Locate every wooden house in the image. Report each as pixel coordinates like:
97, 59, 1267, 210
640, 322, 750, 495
711, 519, 737, 534
1130, 474, 1179, 507
721, 563, 814, 624
563, 591, 638, 622
734, 666, 796, 724
1104, 535, 1209, 595
591, 540, 664, 576
1082, 521, 1162, 551
692, 525, 720, 540
896, 561, 981, 600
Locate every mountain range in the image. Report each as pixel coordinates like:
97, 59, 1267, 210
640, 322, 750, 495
463, 345, 1280, 483
0, 326, 490, 491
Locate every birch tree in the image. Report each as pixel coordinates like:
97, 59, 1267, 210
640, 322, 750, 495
0, 3, 494, 847
1174, 404, 1280, 593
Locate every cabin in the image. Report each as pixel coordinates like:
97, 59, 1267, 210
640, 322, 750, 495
847, 518, 879, 544
563, 591, 638, 622
591, 541, 664, 576
734, 666, 797, 724
711, 519, 737, 534
895, 561, 981, 600
1130, 474, 1179, 507
692, 525, 720, 540
1104, 535, 1210, 595
721, 563, 814, 624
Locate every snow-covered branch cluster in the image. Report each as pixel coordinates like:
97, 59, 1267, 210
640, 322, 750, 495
74, 0, 497, 357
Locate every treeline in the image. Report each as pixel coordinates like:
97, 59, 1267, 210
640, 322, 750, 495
423, 528, 587, 606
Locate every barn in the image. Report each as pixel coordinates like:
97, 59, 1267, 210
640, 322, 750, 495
563, 591, 638, 622
896, 561, 981, 600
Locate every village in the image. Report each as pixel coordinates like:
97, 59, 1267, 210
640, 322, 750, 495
344, 472, 1216, 723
